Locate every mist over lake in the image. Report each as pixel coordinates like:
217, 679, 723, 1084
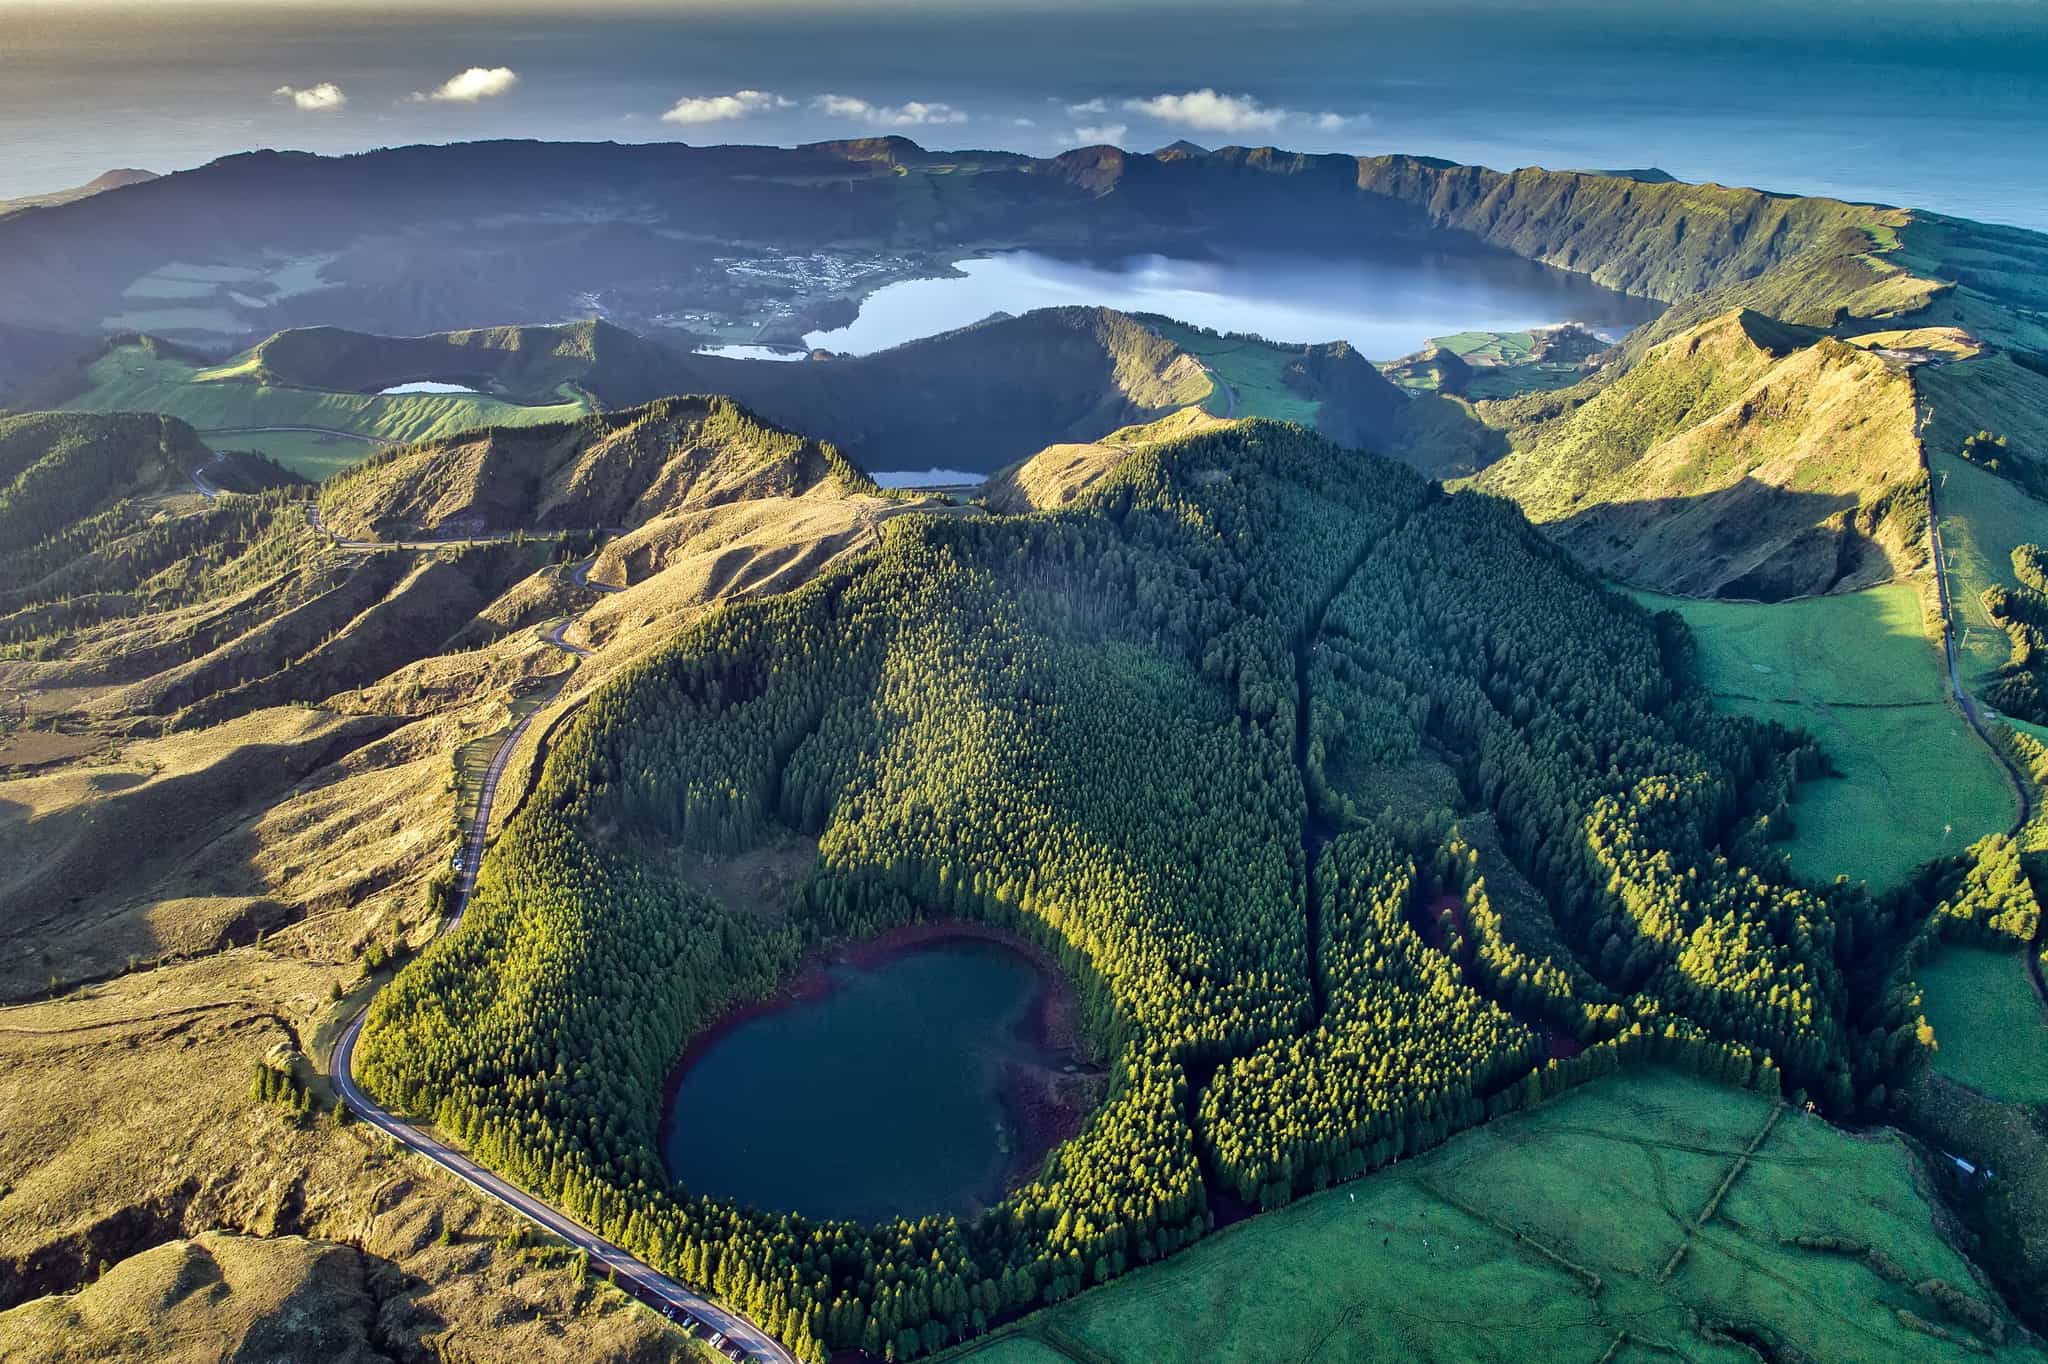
806, 248, 1663, 360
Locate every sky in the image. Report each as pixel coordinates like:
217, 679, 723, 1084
3, 0, 2046, 227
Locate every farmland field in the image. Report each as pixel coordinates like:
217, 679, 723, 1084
946, 1071, 2026, 1364
63, 343, 592, 478
1640, 585, 2014, 888
1918, 947, 2048, 1103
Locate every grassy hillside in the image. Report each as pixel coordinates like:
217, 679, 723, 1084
983, 408, 1229, 513
0, 1232, 388, 1363
948, 1071, 2027, 1364
1474, 310, 1927, 598
61, 341, 593, 478
64, 309, 1227, 485
1143, 316, 1503, 476
1920, 356, 2048, 602
221, 319, 677, 405
317, 395, 877, 540
1930, 449, 2048, 690
1917, 947, 2048, 1104
0, 956, 702, 1362
1348, 154, 1904, 305
1640, 585, 2013, 888
0, 411, 212, 546
1417, 324, 1611, 399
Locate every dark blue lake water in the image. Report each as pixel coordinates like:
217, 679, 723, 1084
663, 938, 1054, 1225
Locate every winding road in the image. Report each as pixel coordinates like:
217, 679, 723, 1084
1921, 405, 2032, 827
1919, 404, 2048, 1015
1194, 356, 1237, 418
325, 542, 792, 1364
201, 423, 393, 446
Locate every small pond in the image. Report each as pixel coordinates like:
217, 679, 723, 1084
692, 343, 807, 361
377, 380, 480, 395
872, 468, 986, 489
663, 936, 1081, 1224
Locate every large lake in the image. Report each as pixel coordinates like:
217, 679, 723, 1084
663, 937, 1067, 1224
805, 248, 1664, 360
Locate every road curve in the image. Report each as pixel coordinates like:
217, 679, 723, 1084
328, 546, 795, 1364
1921, 408, 2031, 826
1920, 407, 2048, 1015
1194, 357, 1237, 418
202, 423, 394, 445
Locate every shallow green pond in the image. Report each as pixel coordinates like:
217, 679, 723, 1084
662, 938, 1058, 1224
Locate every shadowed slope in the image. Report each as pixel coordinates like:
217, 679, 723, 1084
1474, 310, 1927, 597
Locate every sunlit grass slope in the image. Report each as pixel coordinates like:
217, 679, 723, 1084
63, 343, 591, 478
949, 1070, 2027, 1364
1641, 584, 2012, 888
1918, 947, 2048, 1104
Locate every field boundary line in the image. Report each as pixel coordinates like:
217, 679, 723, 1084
1656, 1101, 1783, 1282
1417, 1176, 1603, 1294
1037, 1324, 1123, 1364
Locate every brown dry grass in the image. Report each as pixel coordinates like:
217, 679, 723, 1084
0, 1231, 388, 1364
984, 408, 1227, 514
0, 952, 703, 1363
0, 392, 987, 1358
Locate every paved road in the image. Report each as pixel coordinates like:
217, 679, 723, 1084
327, 543, 794, 1363
1195, 357, 1237, 418
202, 423, 393, 446
1921, 406, 2031, 823
1919, 405, 2047, 1013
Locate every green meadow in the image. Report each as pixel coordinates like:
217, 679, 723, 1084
1145, 321, 1322, 426
1918, 947, 2048, 1104
1640, 584, 2013, 888
948, 1070, 2025, 1364
64, 343, 590, 479
1930, 448, 2048, 692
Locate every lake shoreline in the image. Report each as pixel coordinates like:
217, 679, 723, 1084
658, 917, 1099, 1215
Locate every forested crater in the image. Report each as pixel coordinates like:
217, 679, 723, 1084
356, 419, 1915, 1363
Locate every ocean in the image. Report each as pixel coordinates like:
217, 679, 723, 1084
2, 1, 2045, 229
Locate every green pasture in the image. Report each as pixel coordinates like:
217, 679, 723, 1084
1146, 321, 1321, 426
947, 1070, 2024, 1364
1434, 330, 1540, 366
1640, 584, 2014, 889
64, 344, 591, 479
205, 428, 380, 481
1933, 449, 2044, 689
1922, 350, 2048, 695
1918, 946, 2048, 1104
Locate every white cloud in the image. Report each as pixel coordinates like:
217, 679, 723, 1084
1066, 97, 1108, 116
661, 89, 791, 125
274, 82, 346, 113
1011, 116, 1038, 128
1070, 123, 1128, 147
1125, 89, 1285, 135
813, 94, 968, 128
416, 66, 519, 104
1124, 89, 1367, 140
